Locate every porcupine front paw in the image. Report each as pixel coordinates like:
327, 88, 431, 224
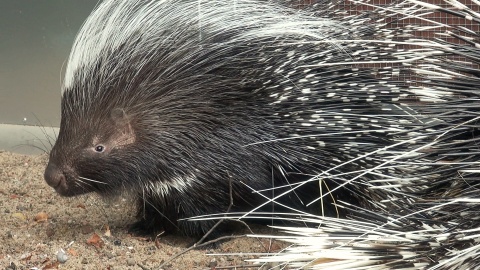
127, 218, 163, 237
129, 197, 179, 237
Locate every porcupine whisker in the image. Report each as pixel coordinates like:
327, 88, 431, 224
78, 176, 108, 185
32, 114, 58, 150
12, 144, 49, 155
71, 179, 92, 194
14, 122, 55, 154
22, 133, 49, 154
74, 177, 94, 189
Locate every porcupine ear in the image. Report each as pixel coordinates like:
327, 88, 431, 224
111, 108, 128, 123
110, 108, 136, 147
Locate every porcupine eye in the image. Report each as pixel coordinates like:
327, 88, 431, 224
94, 145, 105, 153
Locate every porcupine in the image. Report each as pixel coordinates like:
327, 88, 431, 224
242, 0, 480, 269
44, 0, 438, 240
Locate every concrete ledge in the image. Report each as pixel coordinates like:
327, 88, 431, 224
0, 124, 59, 155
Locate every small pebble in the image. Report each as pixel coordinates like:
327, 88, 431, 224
104, 251, 115, 259
16, 206, 27, 211
5, 262, 16, 270
127, 258, 136, 266
45, 229, 55, 238
19, 252, 31, 260
57, 249, 68, 263
12, 212, 26, 221
34, 212, 48, 222
45, 223, 56, 238
208, 258, 217, 268
80, 224, 94, 234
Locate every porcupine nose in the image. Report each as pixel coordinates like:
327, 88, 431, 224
44, 162, 66, 189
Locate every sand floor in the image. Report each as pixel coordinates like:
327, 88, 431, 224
0, 151, 286, 270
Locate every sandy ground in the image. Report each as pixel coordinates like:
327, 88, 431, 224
0, 151, 286, 270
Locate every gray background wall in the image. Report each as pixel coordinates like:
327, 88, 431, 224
0, 0, 98, 154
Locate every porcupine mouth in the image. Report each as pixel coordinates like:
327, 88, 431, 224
44, 163, 89, 197
48, 178, 70, 196
59, 174, 96, 197
50, 177, 71, 196
53, 177, 91, 197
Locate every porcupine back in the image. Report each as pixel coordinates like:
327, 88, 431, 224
45, 0, 430, 237
244, 1, 480, 269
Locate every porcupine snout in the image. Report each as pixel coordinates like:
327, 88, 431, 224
44, 163, 67, 192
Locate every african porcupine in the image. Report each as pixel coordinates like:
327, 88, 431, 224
44, 0, 435, 239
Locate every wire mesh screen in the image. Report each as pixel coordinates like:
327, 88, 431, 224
288, 0, 480, 40
333, 0, 479, 82
286, 0, 479, 87
337, 0, 480, 42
